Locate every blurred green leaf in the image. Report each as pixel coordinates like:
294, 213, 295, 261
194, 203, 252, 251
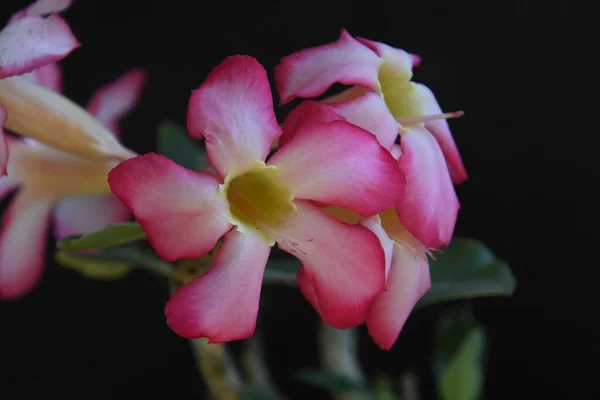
56, 250, 131, 280
434, 308, 487, 400
263, 258, 300, 286
241, 388, 281, 400
416, 238, 516, 309
57, 222, 146, 250
58, 246, 173, 279
157, 120, 207, 171
296, 369, 373, 396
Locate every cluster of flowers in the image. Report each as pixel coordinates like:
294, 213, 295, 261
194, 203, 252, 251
0, 0, 466, 350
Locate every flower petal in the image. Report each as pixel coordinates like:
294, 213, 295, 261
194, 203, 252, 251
52, 194, 131, 240
0, 189, 52, 300
325, 92, 399, 150
268, 120, 404, 217
0, 76, 133, 160
282, 93, 398, 150
11, 0, 72, 20
108, 153, 232, 261
356, 38, 415, 74
366, 243, 431, 350
359, 216, 395, 280
0, 105, 9, 175
165, 229, 271, 341
187, 55, 281, 177
414, 83, 467, 184
86, 68, 148, 137
0, 15, 79, 79
296, 266, 322, 314
20, 62, 63, 92
0, 176, 18, 200
277, 200, 386, 329
280, 100, 344, 148
6, 136, 117, 199
396, 127, 459, 249
275, 29, 380, 104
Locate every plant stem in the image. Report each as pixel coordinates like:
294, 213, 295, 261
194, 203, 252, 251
169, 263, 243, 400
319, 325, 369, 400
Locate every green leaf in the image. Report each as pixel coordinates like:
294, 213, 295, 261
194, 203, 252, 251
241, 388, 281, 400
61, 246, 173, 279
296, 369, 373, 396
156, 120, 207, 171
57, 222, 147, 250
434, 308, 487, 400
416, 238, 516, 309
56, 250, 131, 280
263, 258, 300, 286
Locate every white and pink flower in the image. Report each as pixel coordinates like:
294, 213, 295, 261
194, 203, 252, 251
108, 55, 405, 342
275, 29, 467, 250
0, 66, 146, 300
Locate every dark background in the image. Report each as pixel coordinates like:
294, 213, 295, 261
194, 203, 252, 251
1, 0, 597, 398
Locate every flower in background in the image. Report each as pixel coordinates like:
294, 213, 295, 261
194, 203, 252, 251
109, 55, 404, 342
275, 29, 467, 249
280, 99, 432, 350
0, 0, 133, 169
0, 66, 146, 300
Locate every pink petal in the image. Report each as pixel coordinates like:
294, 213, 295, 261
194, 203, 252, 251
12, 0, 72, 20
356, 37, 414, 74
277, 200, 386, 329
281, 94, 398, 151
108, 153, 232, 261
296, 266, 322, 314
280, 100, 344, 148
0, 190, 52, 300
0, 176, 18, 200
359, 216, 395, 280
20, 62, 63, 92
86, 68, 148, 137
187, 55, 281, 177
0, 15, 79, 79
415, 83, 467, 184
52, 194, 131, 240
268, 120, 404, 217
274, 29, 380, 104
165, 229, 271, 341
390, 144, 402, 160
396, 128, 459, 249
0, 106, 8, 175
366, 243, 431, 350
325, 92, 399, 150
410, 54, 422, 67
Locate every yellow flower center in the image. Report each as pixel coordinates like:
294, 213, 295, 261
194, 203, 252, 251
377, 58, 422, 121
220, 160, 296, 244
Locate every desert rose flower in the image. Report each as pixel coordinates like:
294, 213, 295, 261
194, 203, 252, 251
281, 99, 431, 350
0, 0, 133, 165
275, 30, 466, 249
108, 55, 405, 342
0, 67, 146, 300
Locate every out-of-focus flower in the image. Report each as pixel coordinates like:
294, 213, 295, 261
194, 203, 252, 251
0, 67, 146, 300
275, 30, 467, 249
108, 55, 404, 342
0, 0, 133, 167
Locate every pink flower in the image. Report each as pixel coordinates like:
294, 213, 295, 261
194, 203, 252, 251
0, 0, 78, 174
0, 0, 78, 80
108, 55, 405, 342
275, 30, 467, 249
1, 0, 132, 173
281, 101, 432, 350
0, 66, 146, 300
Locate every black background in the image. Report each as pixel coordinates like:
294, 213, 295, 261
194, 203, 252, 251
1, 0, 597, 399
